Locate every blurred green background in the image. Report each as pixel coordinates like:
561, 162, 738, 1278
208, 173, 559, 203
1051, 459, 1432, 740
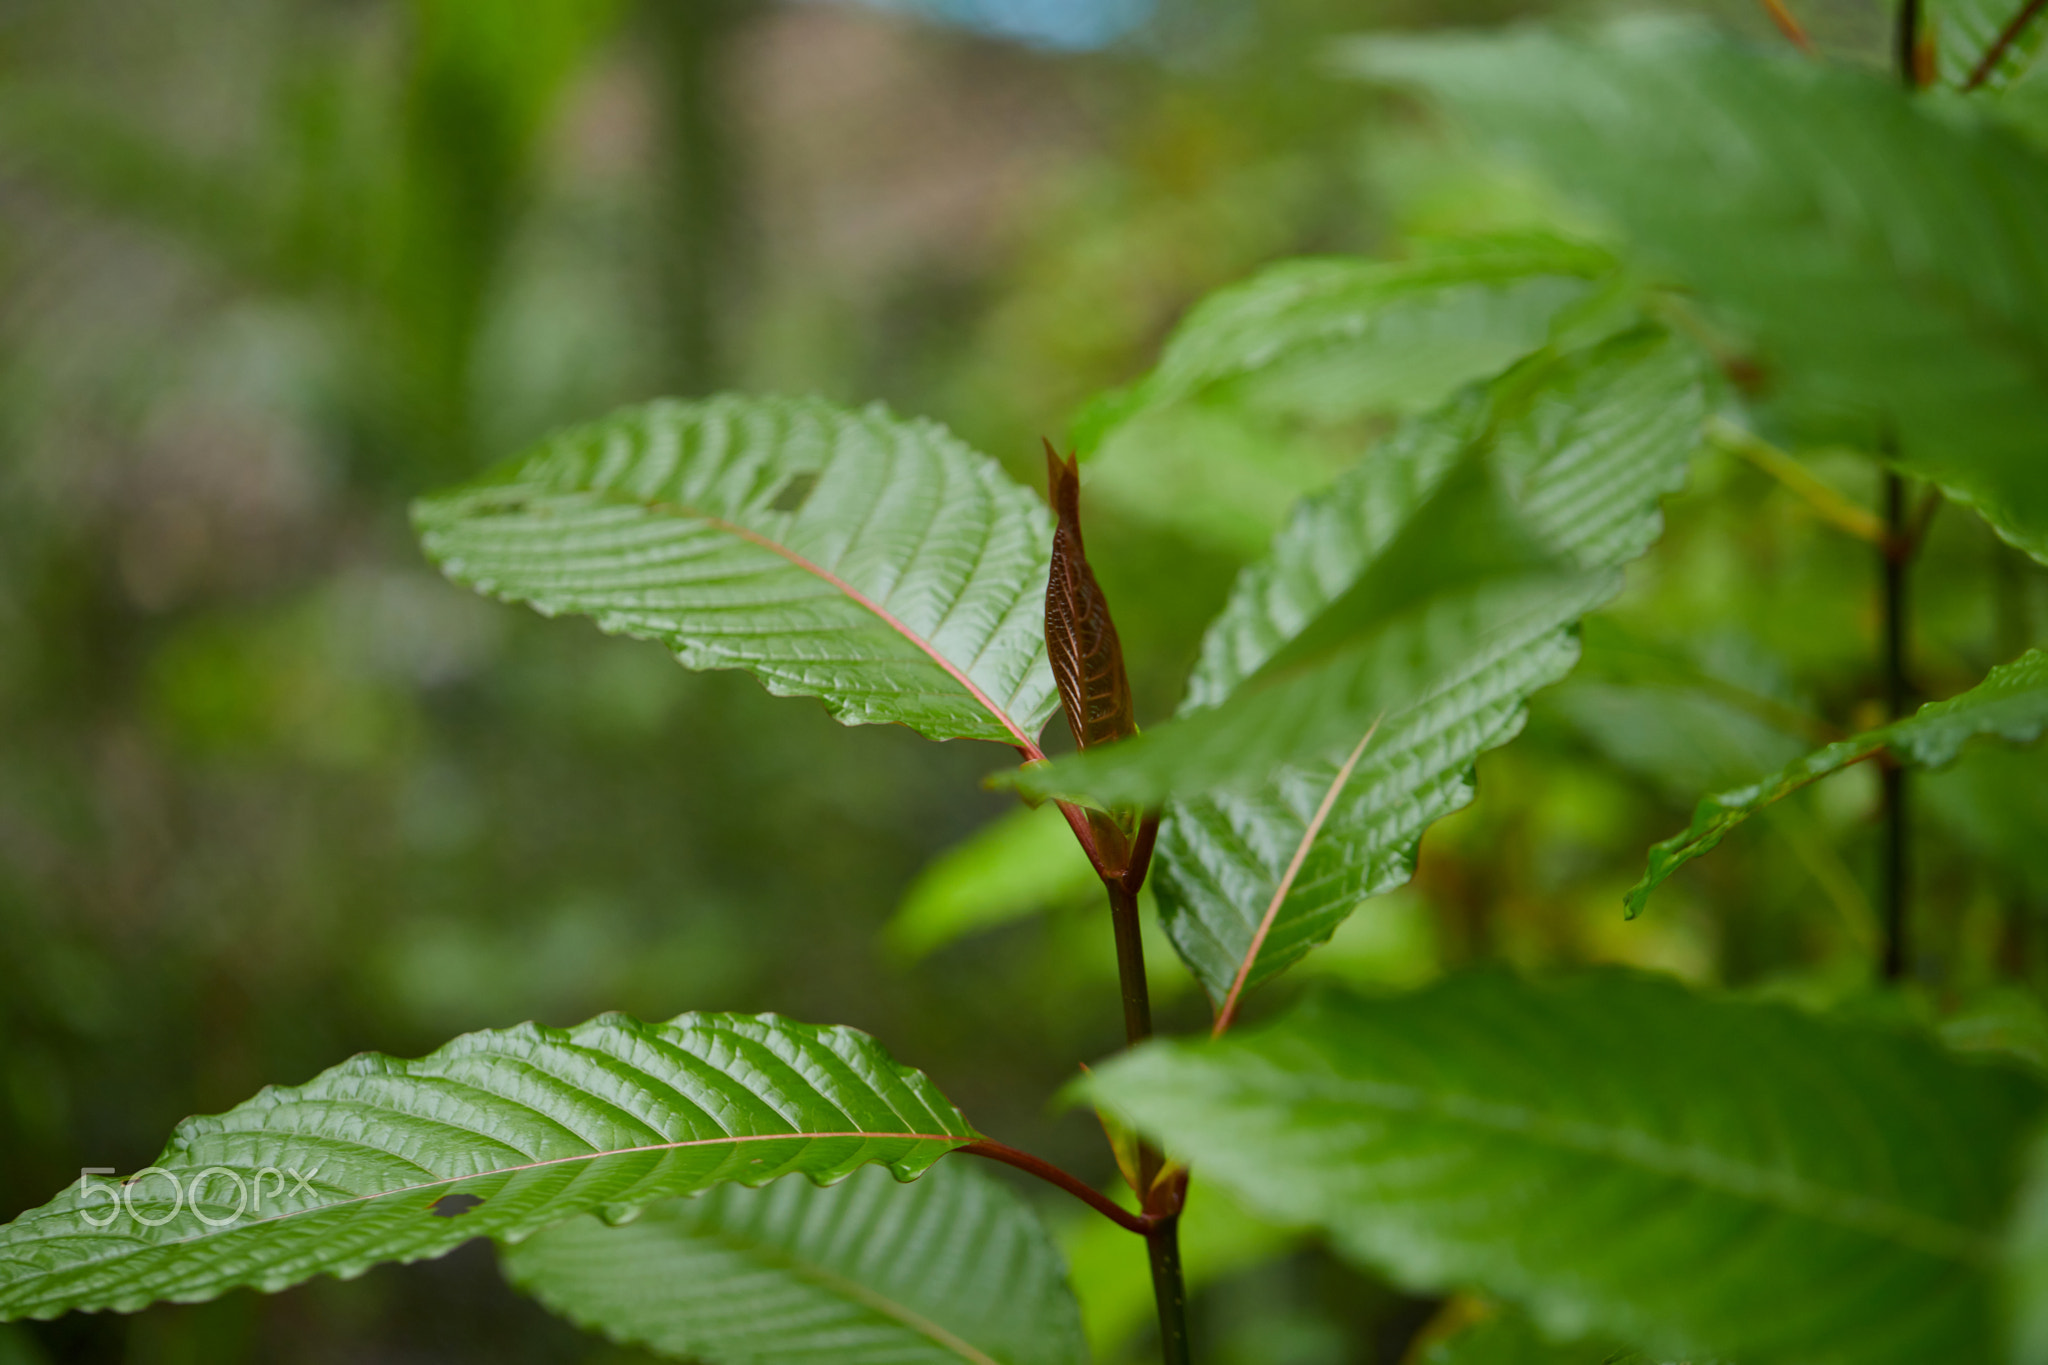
1, 1, 2042, 1362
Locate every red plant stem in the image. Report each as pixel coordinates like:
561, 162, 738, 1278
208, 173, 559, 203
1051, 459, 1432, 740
1758, 0, 1815, 50
1965, 0, 2047, 88
1107, 880, 1156, 1052
958, 1139, 1154, 1235
1121, 811, 1160, 894
1011, 743, 1106, 868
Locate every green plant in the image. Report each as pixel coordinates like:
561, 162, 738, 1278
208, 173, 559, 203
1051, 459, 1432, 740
5, 4, 2048, 1362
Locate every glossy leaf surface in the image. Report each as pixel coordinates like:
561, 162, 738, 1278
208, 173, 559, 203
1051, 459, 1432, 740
1148, 328, 1704, 1003
1086, 969, 2048, 1365
415, 396, 1059, 745
505, 1159, 1087, 1365
0, 1013, 975, 1319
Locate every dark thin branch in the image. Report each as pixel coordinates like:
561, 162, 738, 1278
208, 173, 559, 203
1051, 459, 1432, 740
1880, 470, 1912, 982
1106, 880, 1156, 1050
1897, 0, 1929, 87
1898, 486, 1944, 561
957, 1140, 1155, 1236
1882, 0, 1924, 991
1965, 0, 2048, 88
1146, 1218, 1192, 1365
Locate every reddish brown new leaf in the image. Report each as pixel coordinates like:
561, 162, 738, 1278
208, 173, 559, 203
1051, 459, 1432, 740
1044, 440, 1139, 875
1045, 441, 1137, 753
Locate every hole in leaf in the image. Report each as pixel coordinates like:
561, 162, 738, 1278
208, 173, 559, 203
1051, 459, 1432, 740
768, 472, 819, 513
430, 1193, 485, 1218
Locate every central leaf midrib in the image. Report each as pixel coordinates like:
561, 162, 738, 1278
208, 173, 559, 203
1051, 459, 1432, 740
0, 1129, 974, 1302
545, 483, 1040, 749
1255, 1069, 1995, 1263
698, 1221, 1003, 1365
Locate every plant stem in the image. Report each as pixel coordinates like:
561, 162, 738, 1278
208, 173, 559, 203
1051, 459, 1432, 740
1103, 870, 1190, 1362
1965, 0, 2048, 88
1880, 470, 1911, 981
1880, 0, 1922, 985
958, 1139, 1154, 1235
1708, 417, 1889, 548
1106, 878, 1166, 1196
649, 0, 742, 394
1106, 880, 1156, 1049
1146, 1217, 1192, 1365
1896, 0, 1928, 87
1757, 0, 1816, 50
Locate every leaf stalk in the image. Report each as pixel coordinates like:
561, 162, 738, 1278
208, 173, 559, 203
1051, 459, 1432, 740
1964, 0, 2046, 87
1708, 418, 1888, 547
957, 1139, 1157, 1236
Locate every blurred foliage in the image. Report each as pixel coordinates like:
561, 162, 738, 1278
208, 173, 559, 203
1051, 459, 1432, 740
0, 0, 2044, 1361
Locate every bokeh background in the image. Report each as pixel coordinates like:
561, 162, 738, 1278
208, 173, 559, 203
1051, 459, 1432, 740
2, 0, 2043, 1361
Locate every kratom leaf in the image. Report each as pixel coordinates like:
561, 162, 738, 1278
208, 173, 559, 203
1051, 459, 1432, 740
884, 804, 1099, 961
414, 396, 1059, 746
1045, 444, 1136, 755
1929, 0, 2048, 90
1625, 649, 2048, 917
2013, 1128, 2048, 1365
503, 1159, 1087, 1365
1341, 23, 2048, 565
1941, 987, 2048, 1076
0, 1012, 976, 1320
1043, 442, 1141, 871
1000, 455, 1609, 810
1924, 742, 2048, 901
1079, 233, 1620, 441
1148, 327, 1704, 1004
1073, 236, 1627, 559
1417, 1310, 1658, 1365
1085, 969, 2048, 1365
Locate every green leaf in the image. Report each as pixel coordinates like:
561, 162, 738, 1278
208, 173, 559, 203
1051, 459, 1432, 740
1924, 741, 2048, 901
1147, 327, 1705, 1004
1090, 234, 1619, 436
1941, 987, 2048, 1076
1071, 236, 1623, 559
1417, 1310, 1654, 1365
998, 451, 1611, 810
1085, 968, 2048, 1365
414, 395, 1059, 746
1341, 22, 2048, 565
885, 804, 1099, 961
0, 1012, 976, 1320
2013, 1128, 2048, 1365
1626, 649, 2048, 917
1929, 0, 2048, 90
503, 1159, 1087, 1365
